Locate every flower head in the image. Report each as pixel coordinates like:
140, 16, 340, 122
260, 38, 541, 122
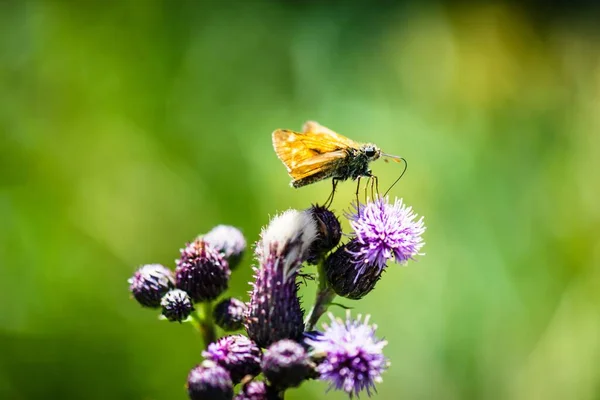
128, 264, 174, 308
203, 334, 262, 384
305, 312, 389, 398
213, 297, 247, 332
246, 209, 316, 347
175, 238, 230, 302
160, 289, 194, 322
262, 339, 312, 389
203, 225, 247, 270
187, 361, 234, 400
324, 240, 383, 300
347, 197, 425, 275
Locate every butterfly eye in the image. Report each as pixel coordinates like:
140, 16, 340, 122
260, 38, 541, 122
364, 147, 377, 158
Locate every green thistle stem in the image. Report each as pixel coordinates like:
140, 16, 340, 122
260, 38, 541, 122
306, 260, 336, 331
191, 302, 216, 348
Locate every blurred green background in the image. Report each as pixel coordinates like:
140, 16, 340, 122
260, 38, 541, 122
2, 0, 600, 399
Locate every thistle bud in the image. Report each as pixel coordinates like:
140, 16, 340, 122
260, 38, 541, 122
175, 238, 230, 302
262, 339, 312, 389
306, 205, 342, 264
213, 298, 247, 332
161, 289, 194, 322
234, 381, 278, 400
128, 264, 175, 308
204, 225, 247, 270
187, 361, 233, 400
203, 335, 262, 384
324, 240, 383, 300
246, 210, 317, 348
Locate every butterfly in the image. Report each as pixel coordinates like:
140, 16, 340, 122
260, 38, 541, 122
272, 121, 405, 205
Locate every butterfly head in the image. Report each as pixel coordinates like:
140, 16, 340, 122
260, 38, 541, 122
360, 143, 381, 161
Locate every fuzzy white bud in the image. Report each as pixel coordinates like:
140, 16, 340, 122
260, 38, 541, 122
258, 209, 318, 273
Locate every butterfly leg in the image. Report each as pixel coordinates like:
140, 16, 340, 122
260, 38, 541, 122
355, 176, 363, 207
364, 176, 371, 203
371, 175, 379, 199
324, 178, 338, 208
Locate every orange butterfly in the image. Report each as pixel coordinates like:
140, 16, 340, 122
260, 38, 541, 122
272, 121, 404, 203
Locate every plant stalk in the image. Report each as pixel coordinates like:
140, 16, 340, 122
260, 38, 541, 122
191, 302, 216, 348
305, 260, 336, 331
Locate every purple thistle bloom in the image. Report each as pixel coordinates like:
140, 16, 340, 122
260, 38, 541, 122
187, 361, 234, 400
347, 196, 425, 276
203, 334, 262, 384
305, 312, 389, 398
246, 210, 317, 348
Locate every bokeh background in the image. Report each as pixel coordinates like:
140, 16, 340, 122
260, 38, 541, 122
2, 0, 600, 399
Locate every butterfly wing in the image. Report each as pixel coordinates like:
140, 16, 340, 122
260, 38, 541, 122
303, 120, 339, 134
272, 123, 355, 186
286, 151, 347, 187
285, 150, 346, 180
301, 121, 360, 148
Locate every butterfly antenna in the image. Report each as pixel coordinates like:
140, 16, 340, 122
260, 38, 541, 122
383, 156, 408, 197
381, 152, 404, 163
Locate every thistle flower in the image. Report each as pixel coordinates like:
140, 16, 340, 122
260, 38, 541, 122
213, 298, 247, 332
128, 264, 174, 308
175, 238, 230, 302
324, 240, 382, 300
160, 289, 194, 322
347, 197, 425, 277
203, 334, 262, 384
187, 361, 234, 400
305, 312, 389, 398
234, 381, 277, 400
246, 209, 317, 348
204, 225, 247, 270
262, 339, 312, 389
306, 204, 342, 264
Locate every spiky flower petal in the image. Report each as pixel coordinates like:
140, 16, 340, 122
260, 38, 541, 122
128, 264, 175, 308
305, 312, 388, 398
347, 197, 425, 276
175, 238, 230, 302
203, 335, 262, 384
